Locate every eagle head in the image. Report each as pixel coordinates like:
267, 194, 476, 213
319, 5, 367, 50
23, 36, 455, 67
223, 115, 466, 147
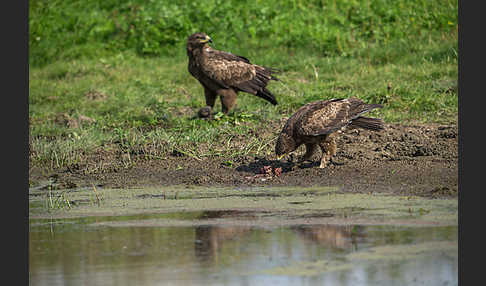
275, 132, 297, 159
187, 33, 212, 53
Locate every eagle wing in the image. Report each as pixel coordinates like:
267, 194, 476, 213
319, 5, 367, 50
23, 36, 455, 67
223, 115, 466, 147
208, 48, 251, 64
202, 48, 277, 96
297, 98, 377, 136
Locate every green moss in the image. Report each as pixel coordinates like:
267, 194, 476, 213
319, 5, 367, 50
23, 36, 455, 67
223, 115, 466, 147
29, 186, 458, 228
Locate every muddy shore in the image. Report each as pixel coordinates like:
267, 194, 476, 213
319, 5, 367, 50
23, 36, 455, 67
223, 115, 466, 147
29, 122, 458, 199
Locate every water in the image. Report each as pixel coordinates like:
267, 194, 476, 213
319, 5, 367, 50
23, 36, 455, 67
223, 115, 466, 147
29, 211, 457, 286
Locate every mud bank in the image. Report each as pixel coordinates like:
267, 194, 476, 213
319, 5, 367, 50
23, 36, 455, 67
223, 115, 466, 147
29, 122, 458, 198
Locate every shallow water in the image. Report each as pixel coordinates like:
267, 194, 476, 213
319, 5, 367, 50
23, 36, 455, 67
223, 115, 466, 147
29, 211, 457, 286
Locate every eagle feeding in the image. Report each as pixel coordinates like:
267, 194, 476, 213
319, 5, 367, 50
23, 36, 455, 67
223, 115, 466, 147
275, 97, 384, 168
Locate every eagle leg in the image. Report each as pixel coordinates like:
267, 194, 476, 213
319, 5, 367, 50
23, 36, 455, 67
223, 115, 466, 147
197, 87, 218, 119
300, 143, 318, 163
204, 87, 218, 108
318, 134, 337, 168
218, 89, 237, 114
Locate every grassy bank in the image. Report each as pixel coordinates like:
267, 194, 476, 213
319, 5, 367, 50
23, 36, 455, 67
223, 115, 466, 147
29, 0, 458, 172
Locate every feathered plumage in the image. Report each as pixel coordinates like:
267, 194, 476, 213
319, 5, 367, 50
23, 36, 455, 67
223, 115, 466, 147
186, 32, 279, 116
275, 97, 384, 168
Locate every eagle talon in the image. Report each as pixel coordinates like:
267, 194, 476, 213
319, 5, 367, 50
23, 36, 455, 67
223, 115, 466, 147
198, 105, 216, 117
329, 158, 344, 166
318, 158, 343, 168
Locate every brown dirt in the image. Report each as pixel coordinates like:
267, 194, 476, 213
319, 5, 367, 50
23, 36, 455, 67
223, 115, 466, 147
29, 122, 458, 199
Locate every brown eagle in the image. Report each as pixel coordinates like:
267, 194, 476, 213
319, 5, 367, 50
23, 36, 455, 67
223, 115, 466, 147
186, 32, 279, 115
275, 97, 384, 168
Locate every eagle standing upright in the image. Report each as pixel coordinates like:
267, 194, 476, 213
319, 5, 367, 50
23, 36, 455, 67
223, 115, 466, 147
275, 97, 384, 168
186, 32, 279, 116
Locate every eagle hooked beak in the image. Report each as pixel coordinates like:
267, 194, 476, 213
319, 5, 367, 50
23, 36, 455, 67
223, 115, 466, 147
277, 153, 287, 160
200, 35, 212, 44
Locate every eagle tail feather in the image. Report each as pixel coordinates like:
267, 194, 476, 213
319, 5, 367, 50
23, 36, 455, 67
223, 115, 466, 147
349, 116, 384, 131
260, 66, 281, 81
256, 88, 278, 105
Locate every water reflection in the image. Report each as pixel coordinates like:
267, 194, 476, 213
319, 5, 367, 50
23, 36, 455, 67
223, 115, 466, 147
195, 225, 252, 264
292, 225, 366, 250
29, 215, 457, 286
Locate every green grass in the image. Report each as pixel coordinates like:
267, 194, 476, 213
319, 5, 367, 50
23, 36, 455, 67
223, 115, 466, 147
29, 0, 458, 171
29, 0, 457, 67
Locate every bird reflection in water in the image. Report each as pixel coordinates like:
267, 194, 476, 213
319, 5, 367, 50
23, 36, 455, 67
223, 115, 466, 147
194, 211, 254, 263
292, 225, 366, 250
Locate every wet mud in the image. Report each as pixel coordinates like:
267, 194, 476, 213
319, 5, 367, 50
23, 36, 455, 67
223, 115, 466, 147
29, 122, 458, 198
